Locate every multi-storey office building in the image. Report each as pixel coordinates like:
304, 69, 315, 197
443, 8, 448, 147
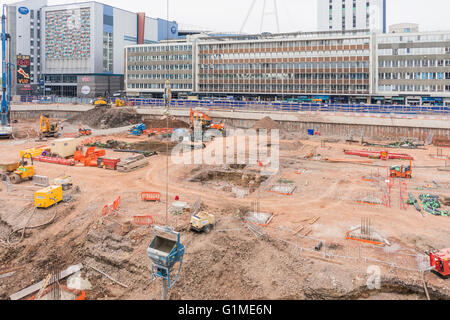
41, 2, 178, 98
125, 30, 374, 102
376, 31, 450, 105
7, 0, 48, 96
317, 0, 386, 33
125, 40, 195, 98
5, 0, 179, 98
196, 31, 373, 103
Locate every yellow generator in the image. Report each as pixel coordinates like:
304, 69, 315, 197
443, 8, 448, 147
35, 185, 63, 209
190, 211, 216, 233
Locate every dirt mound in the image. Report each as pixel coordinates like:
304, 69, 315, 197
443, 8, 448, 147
279, 140, 303, 151
144, 117, 189, 129
68, 107, 142, 129
252, 116, 281, 130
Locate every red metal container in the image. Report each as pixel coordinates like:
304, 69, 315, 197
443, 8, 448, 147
98, 158, 121, 170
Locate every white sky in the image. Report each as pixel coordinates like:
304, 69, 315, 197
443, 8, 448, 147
26, 0, 450, 33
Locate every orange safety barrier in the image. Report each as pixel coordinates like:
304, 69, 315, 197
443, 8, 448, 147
84, 156, 98, 167
140, 192, 161, 202
133, 215, 154, 226
345, 230, 385, 246
102, 196, 121, 216
74, 150, 84, 162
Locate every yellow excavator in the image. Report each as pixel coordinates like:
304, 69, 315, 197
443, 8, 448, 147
39, 115, 60, 138
93, 96, 111, 107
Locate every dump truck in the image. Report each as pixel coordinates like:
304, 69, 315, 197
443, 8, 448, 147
0, 153, 35, 184
190, 211, 216, 234
117, 154, 149, 172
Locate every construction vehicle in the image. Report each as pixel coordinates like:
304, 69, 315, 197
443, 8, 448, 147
115, 98, 126, 107
34, 185, 63, 208
9, 153, 35, 184
39, 115, 60, 138
430, 248, 450, 278
112, 91, 130, 107
190, 211, 216, 234
78, 124, 92, 136
189, 108, 225, 132
129, 123, 146, 136
390, 160, 412, 179
0, 5, 12, 139
117, 154, 149, 172
93, 96, 111, 107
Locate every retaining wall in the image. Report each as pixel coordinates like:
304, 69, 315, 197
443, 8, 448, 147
10, 105, 450, 140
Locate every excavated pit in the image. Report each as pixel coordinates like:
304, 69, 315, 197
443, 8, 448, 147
189, 167, 269, 191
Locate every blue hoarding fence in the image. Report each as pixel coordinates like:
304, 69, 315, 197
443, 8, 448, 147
16, 96, 450, 115
126, 98, 449, 115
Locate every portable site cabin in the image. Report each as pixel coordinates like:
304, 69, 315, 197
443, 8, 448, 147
50, 138, 79, 158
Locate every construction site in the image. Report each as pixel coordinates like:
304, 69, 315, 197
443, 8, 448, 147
0, 101, 449, 301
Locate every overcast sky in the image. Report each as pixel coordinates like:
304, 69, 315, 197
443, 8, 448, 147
1, 0, 450, 74
18, 0, 450, 33
2, 0, 450, 33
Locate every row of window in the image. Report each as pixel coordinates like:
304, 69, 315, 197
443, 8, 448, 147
128, 73, 191, 80
378, 47, 450, 56
198, 84, 369, 92
199, 73, 369, 80
199, 61, 370, 70
199, 49, 369, 60
128, 54, 192, 62
378, 85, 450, 92
377, 34, 450, 43
127, 83, 192, 89
378, 72, 450, 80
127, 64, 192, 71
44, 75, 77, 83
378, 59, 450, 68
128, 73, 192, 80
199, 38, 369, 51
127, 45, 192, 53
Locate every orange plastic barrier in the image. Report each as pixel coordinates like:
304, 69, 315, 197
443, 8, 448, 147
140, 192, 161, 202
133, 215, 154, 226
102, 196, 121, 216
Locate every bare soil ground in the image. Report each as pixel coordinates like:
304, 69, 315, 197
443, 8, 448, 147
0, 119, 449, 300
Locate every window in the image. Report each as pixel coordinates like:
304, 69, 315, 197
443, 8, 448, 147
103, 32, 113, 72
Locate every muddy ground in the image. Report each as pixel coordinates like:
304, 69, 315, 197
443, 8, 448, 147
0, 119, 449, 300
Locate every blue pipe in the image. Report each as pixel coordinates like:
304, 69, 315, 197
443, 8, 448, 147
7, 62, 13, 103
1, 4, 8, 126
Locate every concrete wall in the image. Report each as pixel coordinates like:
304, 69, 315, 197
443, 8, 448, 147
10, 105, 449, 140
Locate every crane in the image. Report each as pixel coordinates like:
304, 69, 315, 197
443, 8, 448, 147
1, 4, 12, 138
